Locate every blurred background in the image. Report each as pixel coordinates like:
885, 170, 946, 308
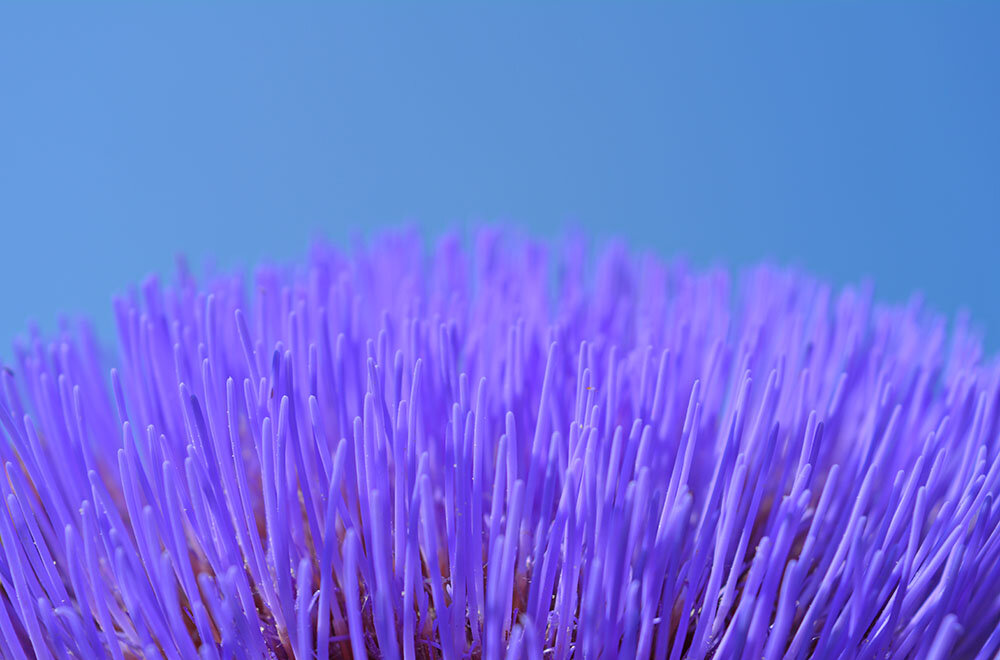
1, 3, 998, 352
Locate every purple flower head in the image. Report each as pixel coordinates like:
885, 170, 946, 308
0, 227, 998, 659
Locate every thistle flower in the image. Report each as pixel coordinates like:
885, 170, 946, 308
0, 228, 998, 659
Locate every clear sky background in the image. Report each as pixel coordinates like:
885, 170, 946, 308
1, 3, 998, 354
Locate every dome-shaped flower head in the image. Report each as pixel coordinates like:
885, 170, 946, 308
0, 228, 998, 659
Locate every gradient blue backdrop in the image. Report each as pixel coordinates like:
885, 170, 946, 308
1, 3, 998, 353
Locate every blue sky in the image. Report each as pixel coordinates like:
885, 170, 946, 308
1, 3, 998, 352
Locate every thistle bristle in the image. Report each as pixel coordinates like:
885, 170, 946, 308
0, 228, 998, 659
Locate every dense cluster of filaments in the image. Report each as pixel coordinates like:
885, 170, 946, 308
0, 230, 999, 659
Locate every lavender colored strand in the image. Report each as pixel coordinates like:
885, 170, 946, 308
0, 227, 999, 659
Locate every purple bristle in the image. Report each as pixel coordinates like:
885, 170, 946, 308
0, 227, 999, 658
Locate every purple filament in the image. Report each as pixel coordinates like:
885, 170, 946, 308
0, 228, 999, 659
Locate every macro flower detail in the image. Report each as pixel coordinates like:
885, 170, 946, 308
0, 229, 998, 659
